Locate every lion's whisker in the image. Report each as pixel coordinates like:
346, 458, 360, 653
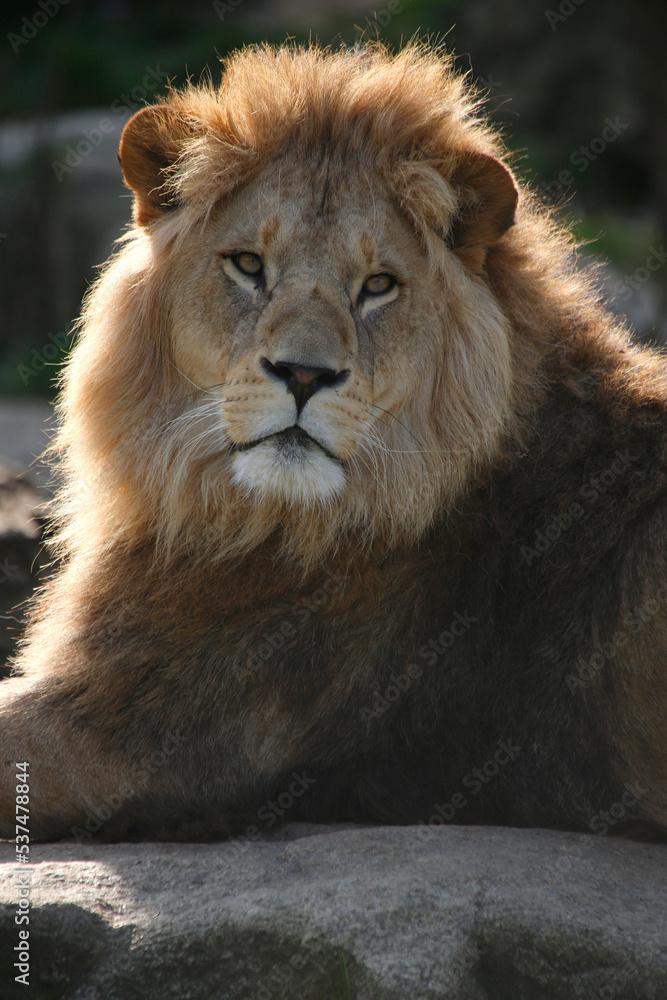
361, 416, 451, 455
356, 434, 391, 507
365, 402, 432, 452
168, 360, 231, 396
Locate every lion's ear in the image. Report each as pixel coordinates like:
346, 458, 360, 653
447, 152, 518, 271
119, 105, 200, 226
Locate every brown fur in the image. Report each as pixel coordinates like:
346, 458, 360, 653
1, 42, 666, 841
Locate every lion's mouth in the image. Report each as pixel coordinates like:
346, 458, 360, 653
231, 426, 342, 463
229, 424, 348, 501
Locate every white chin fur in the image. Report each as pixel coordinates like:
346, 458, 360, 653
231, 440, 346, 504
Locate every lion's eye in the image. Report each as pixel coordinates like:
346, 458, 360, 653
233, 252, 263, 276
362, 273, 395, 296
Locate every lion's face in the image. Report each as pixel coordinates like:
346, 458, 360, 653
63, 46, 528, 563
169, 157, 441, 506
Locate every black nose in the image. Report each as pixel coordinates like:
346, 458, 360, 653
261, 358, 349, 414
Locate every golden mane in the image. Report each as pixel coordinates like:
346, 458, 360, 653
51, 42, 641, 572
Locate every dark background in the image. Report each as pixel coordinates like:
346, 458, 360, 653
1, 0, 666, 396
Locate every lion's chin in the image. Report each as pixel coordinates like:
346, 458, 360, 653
230, 438, 347, 505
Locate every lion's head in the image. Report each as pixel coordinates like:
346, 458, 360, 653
56, 43, 555, 568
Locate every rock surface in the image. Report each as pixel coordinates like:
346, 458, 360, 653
0, 823, 665, 1000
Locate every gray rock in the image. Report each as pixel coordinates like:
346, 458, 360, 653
1, 824, 666, 999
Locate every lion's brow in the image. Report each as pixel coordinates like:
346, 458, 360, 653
260, 214, 281, 246
359, 230, 378, 267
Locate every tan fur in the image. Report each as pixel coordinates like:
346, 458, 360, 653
57, 44, 532, 573
1, 42, 666, 841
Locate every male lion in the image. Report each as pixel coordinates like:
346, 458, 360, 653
1, 43, 666, 842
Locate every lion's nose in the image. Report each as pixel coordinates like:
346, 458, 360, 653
261, 358, 349, 414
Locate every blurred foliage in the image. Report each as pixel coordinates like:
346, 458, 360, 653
0, 0, 447, 119
572, 214, 661, 270
1, 0, 656, 219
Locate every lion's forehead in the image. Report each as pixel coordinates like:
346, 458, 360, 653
205, 158, 415, 279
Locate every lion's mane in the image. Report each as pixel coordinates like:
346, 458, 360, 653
52, 42, 626, 573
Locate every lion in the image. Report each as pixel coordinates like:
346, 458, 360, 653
1, 42, 666, 842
